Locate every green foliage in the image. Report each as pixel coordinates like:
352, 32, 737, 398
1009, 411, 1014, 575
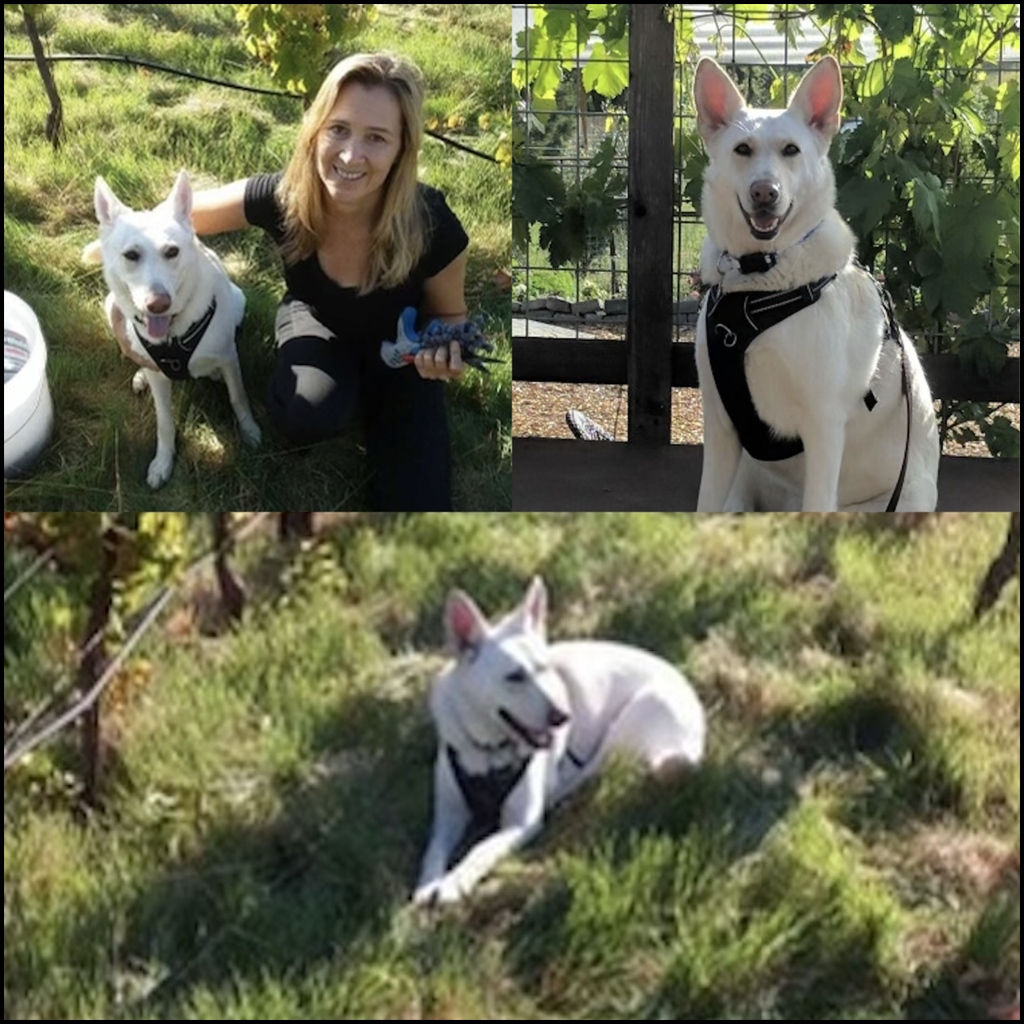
512, 4, 630, 268
713, 5, 1021, 455
4, 3, 49, 19
232, 3, 377, 96
819, 6, 1019, 333
515, 136, 626, 269
516, 4, 1020, 454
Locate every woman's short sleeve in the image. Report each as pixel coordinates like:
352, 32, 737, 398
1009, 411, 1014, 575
243, 173, 286, 242
420, 186, 470, 279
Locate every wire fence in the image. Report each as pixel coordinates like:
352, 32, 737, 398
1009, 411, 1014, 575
513, 3, 1021, 341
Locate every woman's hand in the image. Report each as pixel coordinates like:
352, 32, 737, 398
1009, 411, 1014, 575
413, 339, 464, 381
419, 248, 469, 381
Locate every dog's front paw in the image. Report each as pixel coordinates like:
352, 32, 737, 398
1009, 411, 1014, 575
412, 874, 468, 907
239, 417, 261, 448
146, 452, 174, 489
132, 369, 149, 394
412, 881, 440, 907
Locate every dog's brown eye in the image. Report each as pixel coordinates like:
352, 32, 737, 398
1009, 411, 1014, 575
123, 249, 141, 262
506, 668, 528, 684
734, 142, 753, 157
782, 143, 800, 156
164, 246, 180, 259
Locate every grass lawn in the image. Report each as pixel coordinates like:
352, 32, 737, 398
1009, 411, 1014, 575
4, 512, 1019, 1019
3, 4, 511, 511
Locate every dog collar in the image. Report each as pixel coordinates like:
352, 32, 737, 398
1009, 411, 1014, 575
132, 299, 218, 381
717, 221, 825, 278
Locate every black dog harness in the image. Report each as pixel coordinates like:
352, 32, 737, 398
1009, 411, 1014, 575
447, 746, 530, 833
705, 274, 837, 461
131, 300, 217, 381
703, 259, 911, 509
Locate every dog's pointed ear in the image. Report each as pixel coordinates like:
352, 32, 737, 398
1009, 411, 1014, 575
789, 55, 843, 139
94, 176, 128, 227
445, 589, 488, 656
168, 169, 194, 225
693, 58, 746, 142
519, 576, 548, 638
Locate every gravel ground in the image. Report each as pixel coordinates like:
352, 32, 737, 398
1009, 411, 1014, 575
513, 331, 1019, 456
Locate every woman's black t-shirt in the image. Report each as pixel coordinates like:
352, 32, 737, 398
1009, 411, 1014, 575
243, 173, 469, 347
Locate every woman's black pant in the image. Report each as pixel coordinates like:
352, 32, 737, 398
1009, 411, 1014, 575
265, 297, 453, 511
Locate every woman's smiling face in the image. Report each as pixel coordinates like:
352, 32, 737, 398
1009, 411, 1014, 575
316, 82, 404, 213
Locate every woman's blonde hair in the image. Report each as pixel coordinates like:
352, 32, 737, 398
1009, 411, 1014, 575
277, 52, 427, 294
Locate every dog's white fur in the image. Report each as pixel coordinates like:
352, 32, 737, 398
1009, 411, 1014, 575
414, 577, 706, 905
93, 170, 260, 488
693, 56, 939, 511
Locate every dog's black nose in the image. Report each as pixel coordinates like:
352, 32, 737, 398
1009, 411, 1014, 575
750, 179, 780, 207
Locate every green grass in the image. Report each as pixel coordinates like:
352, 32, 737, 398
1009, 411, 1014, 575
4, 512, 1019, 1019
3, 4, 511, 510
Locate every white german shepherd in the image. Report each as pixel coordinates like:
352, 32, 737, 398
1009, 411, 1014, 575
93, 170, 260, 488
414, 577, 706, 905
693, 56, 939, 511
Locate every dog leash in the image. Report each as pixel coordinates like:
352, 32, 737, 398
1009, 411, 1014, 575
873, 278, 912, 512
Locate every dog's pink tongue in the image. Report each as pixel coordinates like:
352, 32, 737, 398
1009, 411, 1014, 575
146, 314, 172, 339
753, 211, 779, 231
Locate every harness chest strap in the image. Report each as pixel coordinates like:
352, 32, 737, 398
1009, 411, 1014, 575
704, 271, 906, 463
446, 745, 530, 829
131, 299, 218, 381
446, 743, 588, 829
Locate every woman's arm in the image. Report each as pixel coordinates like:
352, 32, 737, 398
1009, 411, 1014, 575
421, 249, 469, 324
190, 178, 250, 235
416, 250, 469, 381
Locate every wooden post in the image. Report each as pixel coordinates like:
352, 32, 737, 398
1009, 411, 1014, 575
627, 4, 674, 443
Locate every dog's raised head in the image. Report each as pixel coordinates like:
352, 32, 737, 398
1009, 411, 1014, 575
693, 55, 843, 253
93, 169, 201, 341
442, 577, 570, 753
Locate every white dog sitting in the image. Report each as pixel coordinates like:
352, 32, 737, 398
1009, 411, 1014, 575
414, 577, 706, 905
692, 56, 939, 511
93, 170, 260, 488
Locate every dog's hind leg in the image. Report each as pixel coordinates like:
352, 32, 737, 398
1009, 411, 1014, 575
557, 689, 706, 802
144, 369, 176, 489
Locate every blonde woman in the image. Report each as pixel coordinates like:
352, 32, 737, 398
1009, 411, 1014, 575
119, 52, 471, 510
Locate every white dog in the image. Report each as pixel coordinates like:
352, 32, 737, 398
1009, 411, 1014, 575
93, 170, 260, 488
414, 577, 706, 905
693, 56, 939, 511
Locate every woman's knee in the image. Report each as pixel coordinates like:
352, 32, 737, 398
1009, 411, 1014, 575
266, 332, 359, 445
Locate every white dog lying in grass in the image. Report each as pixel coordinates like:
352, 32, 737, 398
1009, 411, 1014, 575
414, 577, 707, 905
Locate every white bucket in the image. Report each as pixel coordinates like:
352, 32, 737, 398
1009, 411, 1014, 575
4, 290, 55, 478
